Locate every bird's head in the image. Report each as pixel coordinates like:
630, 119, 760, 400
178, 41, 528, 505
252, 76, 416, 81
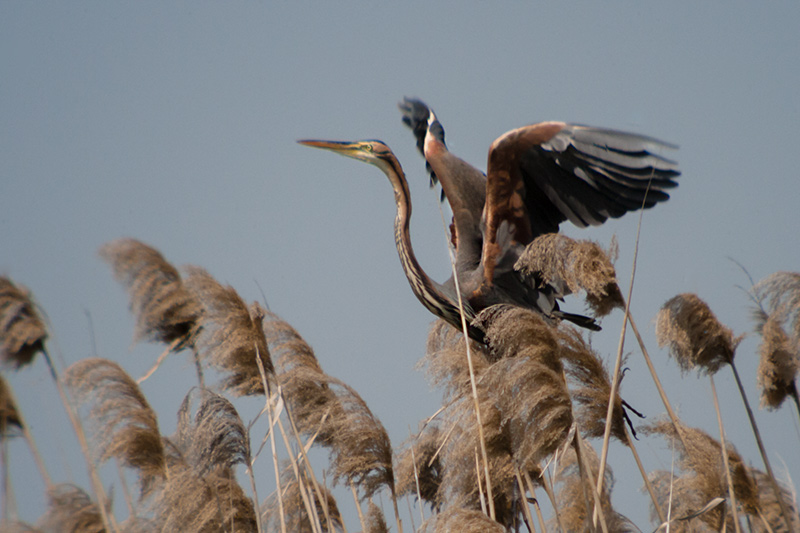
298, 139, 397, 173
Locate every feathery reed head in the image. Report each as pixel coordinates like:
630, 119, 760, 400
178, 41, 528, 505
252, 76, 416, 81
475, 305, 573, 465
184, 266, 273, 395
553, 439, 635, 533
365, 501, 388, 533
422, 508, 506, 533
515, 234, 624, 317
174, 388, 251, 475
154, 463, 257, 532
648, 471, 718, 532
656, 293, 740, 374
262, 307, 323, 375
645, 419, 753, 529
323, 376, 395, 498
560, 327, 628, 442
0, 375, 22, 436
756, 315, 799, 409
264, 462, 343, 533
41, 484, 106, 533
395, 425, 443, 507
99, 238, 201, 346
751, 273, 800, 409
0, 276, 47, 368
65, 358, 166, 498
751, 469, 800, 531
753, 271, 800, 339
421, 319, 491, 400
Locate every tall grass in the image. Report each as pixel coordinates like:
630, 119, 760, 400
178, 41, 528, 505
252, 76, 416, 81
1, 235, 798, 531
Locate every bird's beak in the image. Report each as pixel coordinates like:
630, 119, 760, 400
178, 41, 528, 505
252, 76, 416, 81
298, 139, 372, 163
298, 139, 355, 152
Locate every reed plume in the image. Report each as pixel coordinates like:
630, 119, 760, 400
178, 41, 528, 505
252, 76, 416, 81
552, 438, 635, 532
560, 326, 627, 442
394, 425, 443, 508
263, 462, 343, 533
174, 388, 251, 475
655, 293, 740, 374
154, 460, 257, 532
751, 272, 800, 411
99, 239, 201, 347
420, 320, 491, 400
184, 266, 273, 395
0, 277, 47, 368
515, 233, 624, 317
420, 507, 505, 533
648, 471, 718, 532
365, 501, 388, 533
64, 358, 166, 498
0, 375, 22, 436
753, 271, 800, 339
755, 315, 800, 410
657, 293, 794, 528
645, 419, 760, 529
474, 305, 573, 465
750, 469, 800, 532
264, 309, 395, 500
39, 484, 106, 533
428, 305, 571, 526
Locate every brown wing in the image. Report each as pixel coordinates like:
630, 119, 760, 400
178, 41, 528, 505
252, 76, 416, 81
482, 122, 680, 283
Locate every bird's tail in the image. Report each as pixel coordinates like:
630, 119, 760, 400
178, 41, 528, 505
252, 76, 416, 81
553, 310, 602, 331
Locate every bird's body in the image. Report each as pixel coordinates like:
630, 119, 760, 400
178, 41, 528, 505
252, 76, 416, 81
301, 99, 679, 342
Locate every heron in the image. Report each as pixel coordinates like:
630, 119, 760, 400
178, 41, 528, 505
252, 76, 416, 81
299, 100, 679, 342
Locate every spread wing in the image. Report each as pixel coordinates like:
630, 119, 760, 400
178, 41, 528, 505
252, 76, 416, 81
482, 122, 680, 282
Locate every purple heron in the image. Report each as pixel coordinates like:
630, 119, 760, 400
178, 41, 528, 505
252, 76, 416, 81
300, 99, 678, 342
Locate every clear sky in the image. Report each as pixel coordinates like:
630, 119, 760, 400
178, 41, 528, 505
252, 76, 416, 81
2, 2, 799, 529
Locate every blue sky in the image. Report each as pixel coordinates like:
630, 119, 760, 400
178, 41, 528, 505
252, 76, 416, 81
2, 2, 799, 528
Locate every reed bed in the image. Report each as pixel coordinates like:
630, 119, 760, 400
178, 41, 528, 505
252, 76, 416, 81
1, 235, 798, 532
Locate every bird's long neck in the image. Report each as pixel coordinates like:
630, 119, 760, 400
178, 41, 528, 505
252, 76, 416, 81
381, 156, 466, 324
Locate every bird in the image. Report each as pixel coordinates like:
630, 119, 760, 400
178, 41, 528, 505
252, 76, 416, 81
299, 100, 679, 342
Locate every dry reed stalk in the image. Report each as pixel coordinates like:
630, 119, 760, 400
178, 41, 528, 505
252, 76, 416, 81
710, 375, 743, 533
184, 267, 273, 395
99, 239, 201, 349
0, 277, 47, 368
65, 358, 166, 499
1, 375, 52, 492
656, 293, 794, 529
515, 233, 625, 317
445, 240, 496, 524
